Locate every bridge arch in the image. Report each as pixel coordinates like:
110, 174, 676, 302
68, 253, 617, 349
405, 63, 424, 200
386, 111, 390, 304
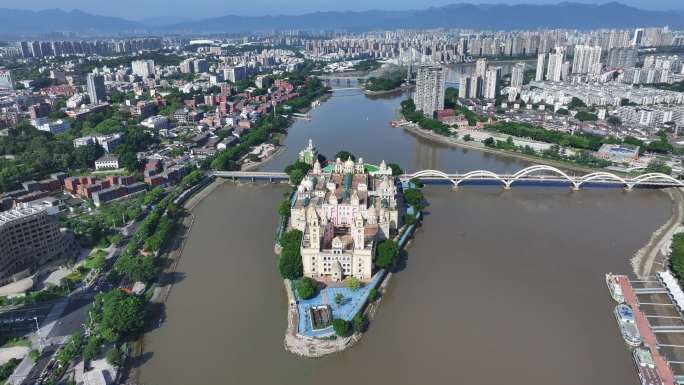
508, 165, 577, 188
407, 170, 457, 187
576, 172, 628, 189
628, 173, 684, 189
454, 170, 508, 187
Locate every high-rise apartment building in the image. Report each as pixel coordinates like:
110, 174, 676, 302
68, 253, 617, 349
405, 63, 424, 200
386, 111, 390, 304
572, 45, 602, 74
606, 48, 637, 69
194, 59, 209, 74
546, 49, 564, 82
132, 59, 155, 78
469, 76, 483, 99
459, 74, 471, 98
415, 64, 445, 117
535, 53, 546, 82
86, 73, 106, 104
510, 62, 525, 90
484, 67, 501, 99
475, 58, 488, 78
0, 204, 75, 286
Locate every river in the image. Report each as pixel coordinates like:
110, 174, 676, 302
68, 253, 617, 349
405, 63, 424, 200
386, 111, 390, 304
139, 87, 672, 385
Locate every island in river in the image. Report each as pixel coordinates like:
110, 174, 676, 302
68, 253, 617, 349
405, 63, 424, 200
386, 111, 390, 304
277, 145, 423, 356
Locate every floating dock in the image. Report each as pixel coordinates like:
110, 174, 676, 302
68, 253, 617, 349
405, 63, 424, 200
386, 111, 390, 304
616, 274, 676, 385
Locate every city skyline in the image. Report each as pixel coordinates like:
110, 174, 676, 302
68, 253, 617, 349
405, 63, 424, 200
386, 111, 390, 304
2, 0, 683, 20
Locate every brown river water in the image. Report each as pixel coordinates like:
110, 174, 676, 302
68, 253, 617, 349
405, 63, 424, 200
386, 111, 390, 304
139, 88, 672, 385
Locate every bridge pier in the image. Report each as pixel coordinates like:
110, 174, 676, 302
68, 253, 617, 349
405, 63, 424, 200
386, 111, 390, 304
571, 185, 579, 191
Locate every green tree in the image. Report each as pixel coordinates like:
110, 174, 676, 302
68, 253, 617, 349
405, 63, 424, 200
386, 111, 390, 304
403, 188, 425, 209
106, 346, 122, 366
345, 277, 362, 291
646, 159, 672, 175
352, 313, 367, 333
296, 277, 316, 299
279, 243, 303, 280
114, 253, 157, 283
463, 134, 473, 142
483, 137, 496, 147
277, 199, 291, 216
375, 240, 399, 269
94, 289, 146, 343
334, 293, 344, 305
568, 97, 587, 109
575, 111, 598, 122
332, 319, 350, 337
334, 151, 355, 162
83, 335, 102, 362
367, 288, 379, 302
387, 163, 404, 176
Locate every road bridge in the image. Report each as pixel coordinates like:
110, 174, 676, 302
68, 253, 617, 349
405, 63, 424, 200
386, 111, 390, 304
211, 165, 684, 190
400, 165, 684, 190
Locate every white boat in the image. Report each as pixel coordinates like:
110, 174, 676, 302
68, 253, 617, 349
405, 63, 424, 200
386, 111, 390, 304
606, 273, 625, 303
614, 304, 642, 347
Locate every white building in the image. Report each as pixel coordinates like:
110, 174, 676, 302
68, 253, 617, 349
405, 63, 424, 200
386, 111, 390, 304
415, 64, 445, 117
510, 63, 525, 90
132, 59, 155, 78
535, 53, 546, 82
546, 49, 564, 82
94, 155, 120, 170
32, 117, 70, 134
484, 67, 501, 99
0, 68, 14, 89
572, 45, 602, 74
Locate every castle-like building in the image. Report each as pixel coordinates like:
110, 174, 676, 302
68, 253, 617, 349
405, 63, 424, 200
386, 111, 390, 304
290, 156, 401, 282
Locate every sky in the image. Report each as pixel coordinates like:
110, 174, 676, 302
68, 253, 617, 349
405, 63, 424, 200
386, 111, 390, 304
1, 0, 682, 20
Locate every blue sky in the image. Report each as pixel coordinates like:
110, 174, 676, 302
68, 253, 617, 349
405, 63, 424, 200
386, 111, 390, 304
3, 0, 682, 19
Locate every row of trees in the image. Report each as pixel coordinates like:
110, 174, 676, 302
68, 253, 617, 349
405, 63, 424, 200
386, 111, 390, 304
400, 99, 451, 136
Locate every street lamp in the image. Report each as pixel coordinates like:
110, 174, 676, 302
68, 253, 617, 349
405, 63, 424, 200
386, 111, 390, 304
31, 317, 44, 350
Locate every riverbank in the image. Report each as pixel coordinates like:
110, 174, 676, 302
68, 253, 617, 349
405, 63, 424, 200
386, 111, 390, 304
363, 84, 414, 96
124, 177, 226, 385
630, 187, 684, 278
400, 123, 607, 175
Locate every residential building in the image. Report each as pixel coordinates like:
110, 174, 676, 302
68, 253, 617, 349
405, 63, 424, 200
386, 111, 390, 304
94, 155, 120, 170
414, 64, 445, 117
484, 67, 501, 99
546, 49, 564, 82
510, 62, 525, 90
0, 69, 13, 89
535, 53, 546, 82
0, 204, 75, 286
86, 73, 106, 104
132, 59, 155, 78
572, 45, 602, 74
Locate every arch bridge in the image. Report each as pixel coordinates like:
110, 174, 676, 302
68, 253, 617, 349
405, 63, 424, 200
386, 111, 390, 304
401, 165, 684, 191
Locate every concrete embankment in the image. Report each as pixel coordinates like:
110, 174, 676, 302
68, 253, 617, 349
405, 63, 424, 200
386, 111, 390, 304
400, 123, 603, 175
631, 188, 684, 278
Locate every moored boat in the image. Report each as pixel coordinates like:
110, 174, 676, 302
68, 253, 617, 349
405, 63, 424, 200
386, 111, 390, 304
606, 273, 625, 303
632, 348, 662, 385
615, 304, 642, 347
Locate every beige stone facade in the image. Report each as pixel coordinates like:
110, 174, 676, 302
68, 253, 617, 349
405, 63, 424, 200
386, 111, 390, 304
291, 157, 400, 282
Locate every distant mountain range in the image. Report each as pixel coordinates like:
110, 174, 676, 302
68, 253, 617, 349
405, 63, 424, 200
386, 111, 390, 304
0, 9, 144, 36
1, 2, 683, 37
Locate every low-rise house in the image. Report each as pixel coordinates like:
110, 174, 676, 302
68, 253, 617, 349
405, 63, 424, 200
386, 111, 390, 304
94, 155, 120, 170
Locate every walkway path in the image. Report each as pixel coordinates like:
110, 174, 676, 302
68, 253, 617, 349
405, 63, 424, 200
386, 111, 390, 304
631, 188, 684, 278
